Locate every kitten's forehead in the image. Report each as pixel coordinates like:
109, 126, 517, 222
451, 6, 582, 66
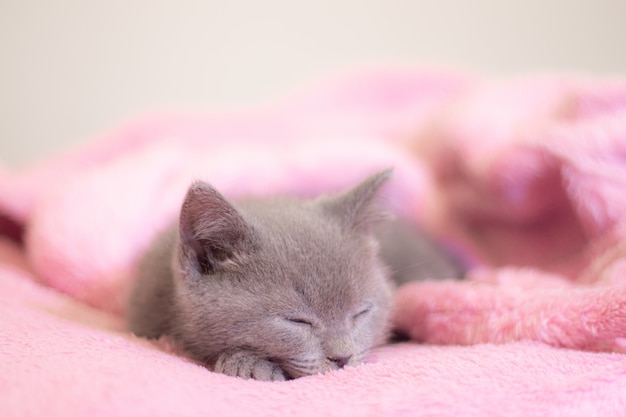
238, 199, 378, 311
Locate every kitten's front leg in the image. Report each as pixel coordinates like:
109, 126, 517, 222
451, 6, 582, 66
214, 350, 286, 381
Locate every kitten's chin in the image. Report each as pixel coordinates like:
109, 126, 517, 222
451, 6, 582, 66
281, 356, 363, 379
282, 367, 330, 380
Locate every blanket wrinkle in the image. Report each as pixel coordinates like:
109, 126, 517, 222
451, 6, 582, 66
2, 69, 626, 415
394, 279, 626, 351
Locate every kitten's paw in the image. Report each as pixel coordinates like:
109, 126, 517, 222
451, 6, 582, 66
214, 350, 286, 381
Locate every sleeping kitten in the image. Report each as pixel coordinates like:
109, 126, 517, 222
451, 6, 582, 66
128, 170, 461, 381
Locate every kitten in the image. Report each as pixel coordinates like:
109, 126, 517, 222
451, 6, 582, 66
128, 170, 462, 381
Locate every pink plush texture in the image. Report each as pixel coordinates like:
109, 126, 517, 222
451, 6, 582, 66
393, 75, 626, 356
2, 69, 626, 416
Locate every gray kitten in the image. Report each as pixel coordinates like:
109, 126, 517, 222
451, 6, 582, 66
128, 170, 461, 381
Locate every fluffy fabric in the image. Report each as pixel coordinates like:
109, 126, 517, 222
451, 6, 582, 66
396, 76, 626, 353
2, 69, 626, 416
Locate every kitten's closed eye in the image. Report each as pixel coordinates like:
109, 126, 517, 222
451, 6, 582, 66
285, 317, 315, 327
353, 308, 370, 319
351, 304, 372, 325
284, 305, 372, 329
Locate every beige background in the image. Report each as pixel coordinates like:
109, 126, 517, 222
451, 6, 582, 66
2, 0, 625, 168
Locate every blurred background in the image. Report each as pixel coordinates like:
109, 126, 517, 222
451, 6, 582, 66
2, 0, 625, 168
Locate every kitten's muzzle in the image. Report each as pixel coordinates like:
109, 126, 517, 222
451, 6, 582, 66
327, 355, 352, 369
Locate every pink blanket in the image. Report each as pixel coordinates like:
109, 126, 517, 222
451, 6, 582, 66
2, 69, 626, 416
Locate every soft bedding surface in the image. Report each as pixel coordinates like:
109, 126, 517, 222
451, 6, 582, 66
1, 69, 626, 416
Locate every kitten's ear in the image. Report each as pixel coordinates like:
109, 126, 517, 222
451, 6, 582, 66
322, 169, 392, 232
179, 181, 256, 275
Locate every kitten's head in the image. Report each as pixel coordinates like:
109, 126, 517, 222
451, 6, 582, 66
172, 171, 394, 379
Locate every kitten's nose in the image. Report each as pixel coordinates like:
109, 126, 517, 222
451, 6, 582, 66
327, 355, 352, 369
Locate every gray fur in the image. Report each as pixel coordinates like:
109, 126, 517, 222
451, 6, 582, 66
128, 171, 395, 381
375, 218, 464, 285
